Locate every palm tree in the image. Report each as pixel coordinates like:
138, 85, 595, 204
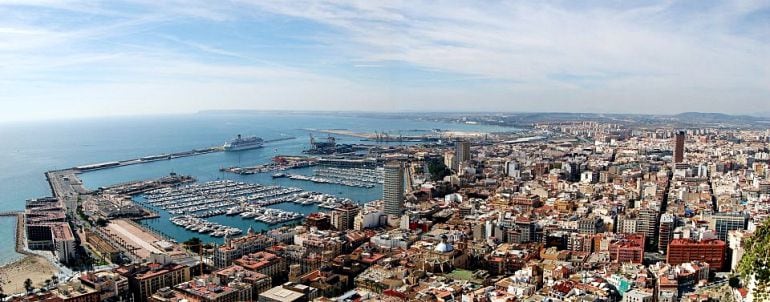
23, 278, 33, 294
183, 237, 202, 248
43, 279, 51, 290
51, 275, 59, 286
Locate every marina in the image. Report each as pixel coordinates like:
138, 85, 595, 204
170, 215, 243, 237
231, 206, 303, 225
314, 167, 383, 183
141, 180, 307, 216
140, 179, 354, 222
285, 173, 377, 188
274, 166, 384, 188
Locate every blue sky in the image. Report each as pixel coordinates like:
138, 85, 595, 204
0, 0, 768, 121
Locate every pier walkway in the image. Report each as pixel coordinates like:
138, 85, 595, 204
68, 136, 296, 174
0, 211, 21, 217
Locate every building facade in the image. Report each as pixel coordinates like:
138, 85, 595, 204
666, 239, 726, 271
673, 131, 685, 163
383, 162, 405, 216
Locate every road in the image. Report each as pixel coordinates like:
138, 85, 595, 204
46, 170, 89, 217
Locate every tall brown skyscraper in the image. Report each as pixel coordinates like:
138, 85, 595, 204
674, 131, 685, 163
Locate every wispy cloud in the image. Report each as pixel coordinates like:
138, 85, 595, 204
0, 0, 768, 121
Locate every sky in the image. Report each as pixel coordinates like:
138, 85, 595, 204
0, 0, 769, 121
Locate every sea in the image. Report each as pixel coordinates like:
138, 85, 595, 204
0, 112, 516, 265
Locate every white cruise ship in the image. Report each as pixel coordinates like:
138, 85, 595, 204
224, 134, 264, 151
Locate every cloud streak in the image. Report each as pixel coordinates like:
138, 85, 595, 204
0, 0, 768, 121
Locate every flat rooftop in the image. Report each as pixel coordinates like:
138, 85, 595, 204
260, 286, 305, 302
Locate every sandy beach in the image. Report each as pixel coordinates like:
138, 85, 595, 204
0, 255, 58, 294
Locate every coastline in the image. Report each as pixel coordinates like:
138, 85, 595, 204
0, 213, 60, 295
0, 114, 517, 291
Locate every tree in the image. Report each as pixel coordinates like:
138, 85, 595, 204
428, 158, 452, 181
23, 278, 34, 294
729, 276, 741, 288
737, 219, 770, 300
51, 274, 59, 286
183, 237, 202, 249
184, 237, 202, 246
0, 284, 7, 300
95, 218, 109, 227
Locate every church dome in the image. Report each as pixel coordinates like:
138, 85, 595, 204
434, 235, 453, 253
434, 241, 454, 253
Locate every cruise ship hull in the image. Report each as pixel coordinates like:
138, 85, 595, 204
223, 143, 264, 151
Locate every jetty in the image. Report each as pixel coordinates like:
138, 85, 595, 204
221, 155, 317, 175
0, 211, 27, 255
71, 136, 296, 173
263, 136, 297, 143
73, 147, 222, 172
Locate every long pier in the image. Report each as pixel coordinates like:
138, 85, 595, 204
69, 136, 297, 173
73, 147, 223, 172
264, 136, 296, 143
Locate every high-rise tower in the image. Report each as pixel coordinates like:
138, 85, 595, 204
383, 161, 405, 216
674, 131, 685, 163
453, 140, 470, 170
658, 213, 675, 254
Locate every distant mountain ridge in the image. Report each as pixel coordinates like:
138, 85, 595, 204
671, 112, 759, 122
674, 112, 749, 118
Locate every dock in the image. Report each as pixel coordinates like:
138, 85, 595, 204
46, 169, 88, 216
73, 147, 223, 172
72, 136, 296, 173
221, 155, 317, 175
304, 128, 374, 139
304, 128, 447, 142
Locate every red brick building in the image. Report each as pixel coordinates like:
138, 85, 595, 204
666, 239, 726, 271
609, 234, 645, 264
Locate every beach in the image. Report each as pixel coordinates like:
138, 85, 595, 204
0, 254, 58, 294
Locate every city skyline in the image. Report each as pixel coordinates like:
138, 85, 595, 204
1, 1, 769, 121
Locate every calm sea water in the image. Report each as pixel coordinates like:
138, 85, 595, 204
0, 112, 516, 262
